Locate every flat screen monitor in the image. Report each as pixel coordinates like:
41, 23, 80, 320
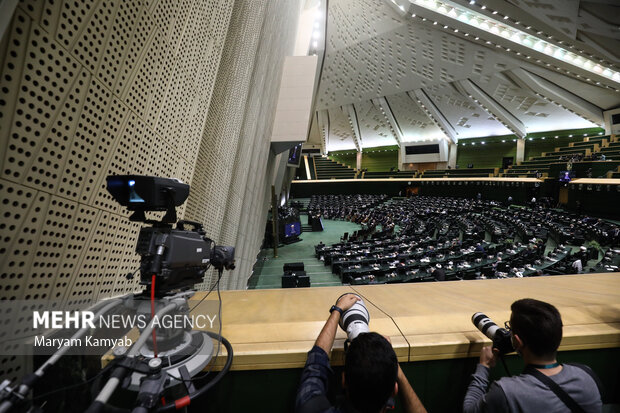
284, 222, 301, 238
405, 144, 439, 155
559, 171, 575, 183
287, 144, 302, 167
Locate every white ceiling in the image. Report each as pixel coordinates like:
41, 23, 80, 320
308, 0, 620, 152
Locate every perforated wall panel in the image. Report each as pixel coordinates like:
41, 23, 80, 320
223, 0, 304, 290
0, 0, 234, 383
186, 0, 303, 290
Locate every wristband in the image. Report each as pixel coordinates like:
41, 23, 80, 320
330, 305, 343, 316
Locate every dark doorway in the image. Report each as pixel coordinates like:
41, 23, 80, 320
502, 157, 514, 169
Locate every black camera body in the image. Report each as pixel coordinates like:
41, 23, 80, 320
136, 225, 213, 293
107, 175, 235, 296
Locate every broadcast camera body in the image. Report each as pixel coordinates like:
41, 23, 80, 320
107, 175, 235, 296
0, 176, 237, 413
106, 175, 236, 387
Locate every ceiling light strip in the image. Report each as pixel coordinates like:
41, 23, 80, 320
407, 0, 620, 85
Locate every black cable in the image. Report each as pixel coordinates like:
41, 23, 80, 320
187, 263, 215, 314
156, 331, 233, 413
28, 362, 112, 403
167, 269, 224, 383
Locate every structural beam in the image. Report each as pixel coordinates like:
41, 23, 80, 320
372, 97, 402, 146
316, 109, 329, 154
454, 79, 527, 138
408, 89, 458, 144
506, 68, 604, 126
344, 104, 363, 152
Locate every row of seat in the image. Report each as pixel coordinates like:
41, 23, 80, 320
312, 195, 620, 285
503, 135, 618, 178
304, 134, 619, 180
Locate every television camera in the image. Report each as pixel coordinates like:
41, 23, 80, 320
0, 176, 236, 413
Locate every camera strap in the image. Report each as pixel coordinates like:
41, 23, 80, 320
524, 366, 586, 413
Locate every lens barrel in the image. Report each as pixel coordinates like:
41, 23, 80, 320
339, 296, 370, 341
471, 312, 514, 355
472, 312, 500, 341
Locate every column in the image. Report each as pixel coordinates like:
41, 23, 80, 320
356, 150, 362, 170
448, 142, 457, 168
516, 138, 525, 164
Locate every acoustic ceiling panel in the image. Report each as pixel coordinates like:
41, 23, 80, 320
356, 100, 397, 148
327, 0, 404, 51
328, 106, 357, 151
385, 92, 447, 142
425, 83, 512, 138
318, 0, 527, 110
508, 0, 579, 39
475, 72, 598, 133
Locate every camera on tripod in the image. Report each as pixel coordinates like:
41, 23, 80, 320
107, 175, 235, 296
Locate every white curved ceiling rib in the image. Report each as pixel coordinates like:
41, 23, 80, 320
308, 0, 619, 152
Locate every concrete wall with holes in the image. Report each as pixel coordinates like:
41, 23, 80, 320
0, 0, 302, 381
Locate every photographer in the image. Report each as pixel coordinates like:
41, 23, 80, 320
464, 298, 602, 413
295, 294, 426, 413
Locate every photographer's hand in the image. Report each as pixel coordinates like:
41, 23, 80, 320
336, 293, 361, 312
397, 365, 428, 413
314, 294, 361, 354
479, 346, 499, 368
383, 335, 427, 413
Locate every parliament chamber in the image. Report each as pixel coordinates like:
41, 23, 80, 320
0, 0, 619, 412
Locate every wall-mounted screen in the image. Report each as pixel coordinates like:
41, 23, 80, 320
287, 144, 303, 167
405, 144, 440, 155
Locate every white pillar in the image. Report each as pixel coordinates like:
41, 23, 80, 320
516, 139, 525, 164
356, 150, 362, 170
448, 142, 457, 168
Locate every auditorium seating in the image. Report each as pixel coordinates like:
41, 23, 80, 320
307, 194, 389, 220
421, 168, 498, 178
362, 170, 418, 179
312, 195, 620, 285
502, 134, 620, 178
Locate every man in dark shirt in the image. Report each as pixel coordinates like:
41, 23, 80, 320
432, 264, 446, 281
296, 294, 426, 413
463, 298, 601, 412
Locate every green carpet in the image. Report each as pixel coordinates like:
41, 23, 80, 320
248, 218, 361, 289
